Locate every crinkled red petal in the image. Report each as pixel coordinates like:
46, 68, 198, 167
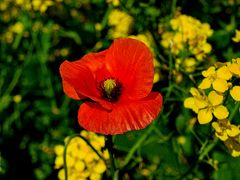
105, 38, 154, 100
60, 60, 112, 110
78, 92, 163, 135
62, 80, 85, 100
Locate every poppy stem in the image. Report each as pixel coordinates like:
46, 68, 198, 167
63, 134, 107, 180
120, 124, 154, 169
106, 135, 117, 178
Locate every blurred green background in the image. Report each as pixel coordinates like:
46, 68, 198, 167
1, 0, 240, 179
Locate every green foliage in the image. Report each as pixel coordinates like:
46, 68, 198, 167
1, 0, 240, 179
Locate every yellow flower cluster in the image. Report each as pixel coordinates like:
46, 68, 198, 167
0, 0, 60, 15
184, 58, 240, 157
199, 58, 240, 98
160, 14, 213, 72
212, 119, 240, 157
1, 21, 24, 43
54, 130, 109, 180
129, 33, 161, 83
184, 88, 229, 124
106, 0, 120, 6
15, 0, 60, 13
108, 9, 134, 39
185, 58, 240, 124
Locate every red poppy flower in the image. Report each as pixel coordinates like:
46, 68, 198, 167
60, 38, 163, 135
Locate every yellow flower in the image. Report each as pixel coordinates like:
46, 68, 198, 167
185, 89, 229, 124
161, 13, 213, 62
198, 66, 231, 93
10, 22, 24, 34
183, 57, 197, 72
224, 138, 240, 157
184, 87, 208, 113
106, 0, 120, 6
232, 30, 240, 43
54, 130, 109, 180
197, 91, 229, 124
108, 9, 133, 38
31, 0, 54, 13
212, 119, 240, 141
13, 95, 22, 103
228, 58, 240, 77
230, 86, 240, 101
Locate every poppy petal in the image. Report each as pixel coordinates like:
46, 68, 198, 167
78, 92, 163, 135
60, 49, 108, 99
60, 60, 112, 110
62, 80, 85, 100
105, 38, 154, 100
80, 50, 108, 78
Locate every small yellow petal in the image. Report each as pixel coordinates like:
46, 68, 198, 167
198, 109, 213, 124
103, 150, 110, 160
194, 98, 208, 109
66, 155, 74, 167
215, 131, 228, 141
231, 150, 240, 157
232, 30, 240, 43
228, 63, 240, 76
75, 160, 85, 171
199, 78, 212, 89
212, 122, 222, 133
202, 66, 216, 77
54, 156, 63, 169
184, 97, 198, 112
94, 160, 107, 173
230, 86, 240, 101
202, 43, 212, 53
90, 173, 101, 180
213, 105, 229, 119
208, 91, 223, 106
217, 66, 232, 80
58, 169, 65, 180
54, 145, 64, 156
227, 125, 240, 137
190, 87, 200, 96
212, 78, 229, 93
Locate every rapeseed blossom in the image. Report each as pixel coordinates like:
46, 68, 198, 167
106, 0, 120, 6
54, 130, 109, 180
212, 120, 240, 157
212, 119, 240, 141
160, 13, 213, 72
1, 21, 24, 43
184, 89, 229, 124
198, 66, 232, 93
230, 86, 240, 101
15, 0, 56, 13
108, 9, 133, 39
185, 57, 240, 157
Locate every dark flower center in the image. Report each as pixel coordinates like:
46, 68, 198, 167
98, 78, 122, 102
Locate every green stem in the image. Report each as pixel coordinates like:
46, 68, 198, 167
171, 0, 177, 17
229, 101, 240, 121
198, 138, 218, 161
64, 134, 107, 180
191, 129, 204, 145
105, 135, 117, 178
5, 68, 22, 95
120, 124, 154, 169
